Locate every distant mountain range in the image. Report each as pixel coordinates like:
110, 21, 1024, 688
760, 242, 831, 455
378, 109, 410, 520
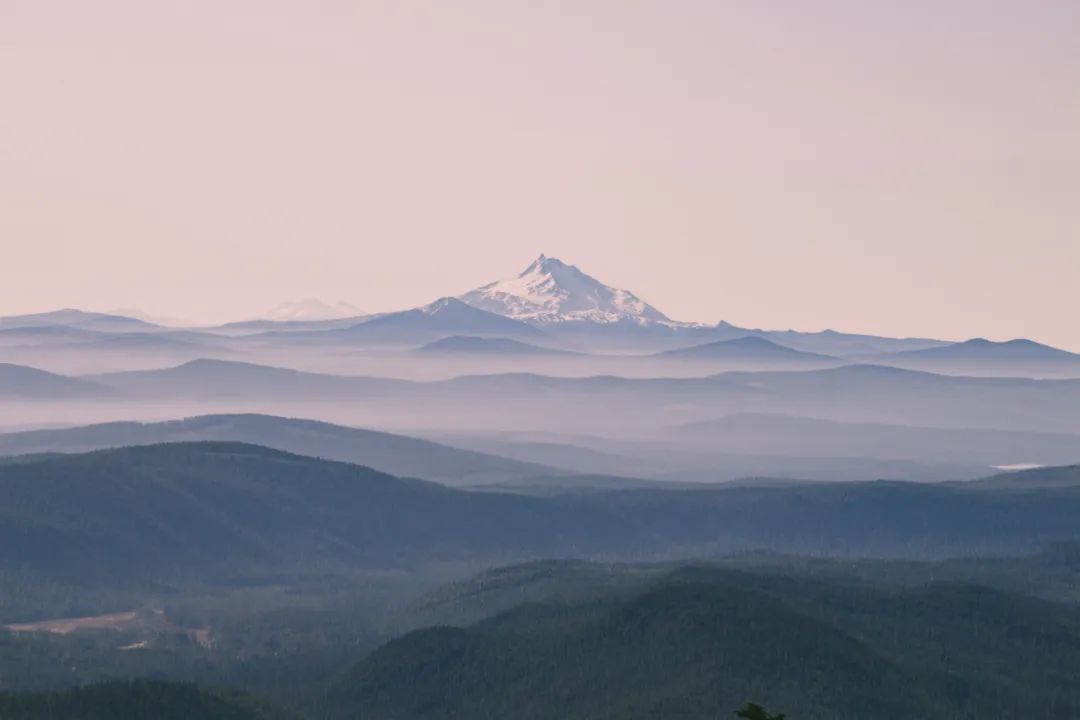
2, 257, 1076, 371
6, 359, 1080, 443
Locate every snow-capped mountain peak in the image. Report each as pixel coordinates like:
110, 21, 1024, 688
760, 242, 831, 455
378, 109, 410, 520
262, 299, 364, 321
460, 255, 671, 325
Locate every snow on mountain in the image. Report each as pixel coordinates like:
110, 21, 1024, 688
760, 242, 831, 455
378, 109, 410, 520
460, 255, 672, 325
262, 299, 364, 322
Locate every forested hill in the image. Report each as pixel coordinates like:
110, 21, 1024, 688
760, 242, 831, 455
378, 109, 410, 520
0, 680, 295, 720
324, 566, 1080, 720
0, 441, 644, 584
4, 443, 1080, 590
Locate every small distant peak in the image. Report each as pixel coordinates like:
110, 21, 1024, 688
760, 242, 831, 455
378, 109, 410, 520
174, 358, 230, 372
729, 335, 775, 345
421, 296, 468, 315
422, 297, 450, 311
960, 338, 1055, 350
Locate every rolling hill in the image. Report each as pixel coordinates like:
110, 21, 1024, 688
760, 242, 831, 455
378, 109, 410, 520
325, 565, 1080, 720
0, 326, 99, 347
897, 337, 1077, 361
0, 414, 560, 486
0, 442, 648, 584
7, 444, 1080, 590
86, 359, 411, 400
656, 336, 839, 366
65, 360, 1080, 437
874, 338, 1080, 377
966, 463, 1080, 489
0, 363, 112, 400
0, 309, 160, 333
417, 335, 574, 356
669, 413, 1080, 467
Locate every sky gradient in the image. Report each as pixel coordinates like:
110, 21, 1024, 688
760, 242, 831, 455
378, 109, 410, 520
2, 1, 1078, 347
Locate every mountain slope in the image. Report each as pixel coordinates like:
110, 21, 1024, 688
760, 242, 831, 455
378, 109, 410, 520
461, 255, 671, 325
657, 336, 838, 366
328, 580, 920, 720
0, 326, 99, 346
967, 464, 1080, 489
8, 444, 1080, 589
68, 360, 1080, 437
326, 567, 1080, 720
313, 297, 543, 344
896, 338, 1077, 361
0, 442, 649, 584
0, 363, 112, 400
712, 364, 1080, 434
417, 335, 574, 356
0, 414, 560, 486
88, 359, 411, 399
456, 256, 959, 355
669, 413, 1080, 467
710, 323, 950, 357
0, 309, 159, 332
873, 338, 1080, 378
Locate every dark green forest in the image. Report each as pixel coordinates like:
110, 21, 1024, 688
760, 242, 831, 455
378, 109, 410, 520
2, 443, 1080, 597
322, 566, 1080, 720
3, 444, 1080, 718
4, 556, 1080, 719
0, 681, 295, 720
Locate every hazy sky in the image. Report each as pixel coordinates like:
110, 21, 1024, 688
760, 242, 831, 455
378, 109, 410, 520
2, 1, 1078, 347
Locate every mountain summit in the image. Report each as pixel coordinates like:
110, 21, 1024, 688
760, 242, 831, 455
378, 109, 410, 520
262, 299, 364, 321
460, 255, 671, 325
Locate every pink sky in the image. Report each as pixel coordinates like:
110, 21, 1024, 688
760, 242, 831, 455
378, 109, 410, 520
2, 1, 1078, 347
